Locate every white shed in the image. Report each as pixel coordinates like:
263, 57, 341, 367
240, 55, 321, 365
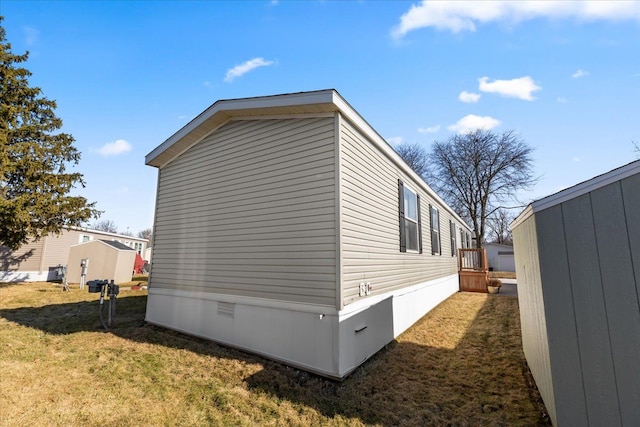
144, 89, 472, 378
511, 160, 640, 426
483, 242, 515, 272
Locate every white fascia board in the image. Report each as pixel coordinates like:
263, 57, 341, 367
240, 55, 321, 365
511, 159, 640, 229
68, 226, 149, 243
532, 159, 640, 212
145, 90, 338, 167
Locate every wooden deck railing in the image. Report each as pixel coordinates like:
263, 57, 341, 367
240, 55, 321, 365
459, 248, 488, 271
459, 248, 489, 293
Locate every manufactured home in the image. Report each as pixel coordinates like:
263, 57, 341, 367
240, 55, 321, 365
511, 160, 640, 426
0, 227, 148, 282
145, 89, 472, 378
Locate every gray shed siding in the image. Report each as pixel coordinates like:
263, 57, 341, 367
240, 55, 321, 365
339, 117, 460, 306
150, 117, 338, 307
512, 214, 558, 425
512, 168, 640, 426
534, 205, 588, 426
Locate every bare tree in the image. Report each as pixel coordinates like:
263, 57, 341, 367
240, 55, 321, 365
486, 208, 514, 245
394, 142, 430, 181
429, 129, 535, 248
634, 141, 639, 159
138, 228, 153, 245
92, 220, 118, 233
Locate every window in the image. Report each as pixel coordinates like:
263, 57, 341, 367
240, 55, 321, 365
460, 229, 466, 248
450, 220, 457, 256
430, 205, 441, 255
398, 180, 422, 253
80, 235, 91, 243
466, 232, 471, 249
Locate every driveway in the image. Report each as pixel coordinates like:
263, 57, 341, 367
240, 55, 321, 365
495, 278, 517, 297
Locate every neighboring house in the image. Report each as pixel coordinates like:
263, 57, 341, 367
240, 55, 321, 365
0, 227, 148, 282
66, 240, 138, 284
144, 247, 152, 263
144, 89, 472, 379
511, 160, 640, 426
483, 242, 515, 272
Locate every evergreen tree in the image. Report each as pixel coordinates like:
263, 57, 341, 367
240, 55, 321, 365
0, 18, 99, 250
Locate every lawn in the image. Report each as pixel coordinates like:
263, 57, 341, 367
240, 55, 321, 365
0, 282, 548, 426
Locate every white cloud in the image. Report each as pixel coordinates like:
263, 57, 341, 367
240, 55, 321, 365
386, 136, 404, 146
572, 157, 581, 162
459, 91, 481, 103
447, 114, 501, 134
224, 57, 275, 82
557, 96, 567, 103
418, 125, 440, 134
98, 139, 132, 156
478, 76, 541, 100
391, 1, 640, 37
572, 69, 590, 78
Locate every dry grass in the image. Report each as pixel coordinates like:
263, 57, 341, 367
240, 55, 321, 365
0, 282, 549, 426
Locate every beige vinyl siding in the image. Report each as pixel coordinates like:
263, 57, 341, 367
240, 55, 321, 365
151, 117, 337, 306
41, 230, 83, 271
0, 240, 43, 272
339, 117, 460, 306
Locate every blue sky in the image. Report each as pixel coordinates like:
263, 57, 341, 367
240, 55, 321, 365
3, 1, 639, 234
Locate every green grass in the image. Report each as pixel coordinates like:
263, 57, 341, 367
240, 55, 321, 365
0, 282, 548, 426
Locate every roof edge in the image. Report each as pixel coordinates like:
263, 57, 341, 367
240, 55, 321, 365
145, 89, 471, 229
511, 159, 640, 229
145, 89, 339, 167
533, 159, 640, 213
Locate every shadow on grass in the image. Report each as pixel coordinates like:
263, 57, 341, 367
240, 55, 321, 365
243, 297, 550, 426
0, 295, 148, 334
0, 292, 550, 426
